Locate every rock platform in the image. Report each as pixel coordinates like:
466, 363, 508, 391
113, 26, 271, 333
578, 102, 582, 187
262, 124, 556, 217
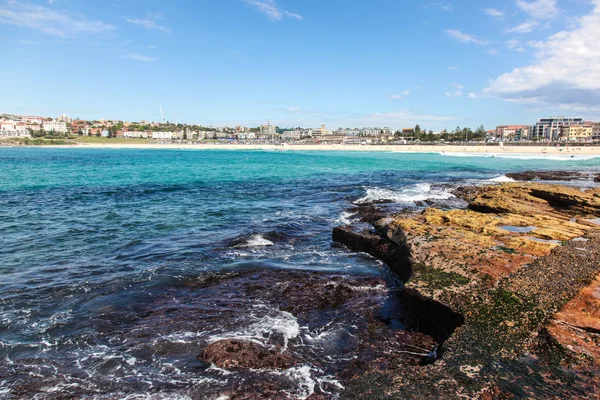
334, 182, 600, 399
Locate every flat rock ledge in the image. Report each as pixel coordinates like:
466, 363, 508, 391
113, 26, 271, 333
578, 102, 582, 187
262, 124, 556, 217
334, 182, 600, 399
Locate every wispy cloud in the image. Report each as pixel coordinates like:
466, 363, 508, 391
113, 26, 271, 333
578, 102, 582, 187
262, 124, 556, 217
126, 17, 171, 33
0, 1, 114, 38
506, 39, 526, 52
447, 66, 459, 70
19, 39, 39, 45
445, 90, 462, 97
507, 20, 539, 33
468, 93, 478, 98
445, 29, 490, 45
124, 52, 157, 62
486, 49, 500, 56
483, 8, 504, 19
389, 90, 411, 99
451, 82, 464, 89
426, 2, 453, 11
244, 0, 302, 21
516, 0, 560, 20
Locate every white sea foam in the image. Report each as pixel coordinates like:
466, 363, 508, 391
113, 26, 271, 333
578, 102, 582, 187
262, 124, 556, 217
283, 366, 316, 399
232, 234, 275, 248
337, 211, 357, 225
439, 152, 600, 161
488, 175, 515, 182
207, 310, 300, 350
245, 235, 274, 247
355, 183, 454, 204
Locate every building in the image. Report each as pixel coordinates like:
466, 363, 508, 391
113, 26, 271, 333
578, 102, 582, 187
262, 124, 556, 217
318, 134, 346, 143
124, 131, 149, 138
562, 125, 593, 142
593, 124, 600, 141
495, 125, 530, 141
42, 120, 68, 134
531, 117, 584, 141
333, 128, 361, 136
0, 121, 30, 137
151, 132, 173, 140
260, 122, 276, 138
310, 125, 331, 137
282, 129, 309, 140
238, 132, 257, 140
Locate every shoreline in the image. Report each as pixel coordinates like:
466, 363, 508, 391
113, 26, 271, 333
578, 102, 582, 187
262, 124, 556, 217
12, 142, 600, 155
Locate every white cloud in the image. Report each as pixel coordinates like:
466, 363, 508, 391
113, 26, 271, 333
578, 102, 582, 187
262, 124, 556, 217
389, 90, 411, 99
20, 39, 39, 45
486, 49, 500, 56
485, 1, 600, 107
483, 8, 504, 19
506, 39, 526, 52
446, 90, 462, 97
0, 1, 114, 38
445, 29, 490, 45
516, 0, 560, 20
451, 82, 464, 89
447, 66, 459, 70
244, 0, 302, 21
124, 53, 157, 62
507, 20, 539, 33
126, 18, 171, 33
468, 93, 478, 98
427, 2, 453, 11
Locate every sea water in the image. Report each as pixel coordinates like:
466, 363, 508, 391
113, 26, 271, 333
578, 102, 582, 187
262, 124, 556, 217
1, 147, 600, 398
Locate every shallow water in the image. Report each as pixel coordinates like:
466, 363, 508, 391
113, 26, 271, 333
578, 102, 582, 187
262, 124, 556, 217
2, 148, 600, 398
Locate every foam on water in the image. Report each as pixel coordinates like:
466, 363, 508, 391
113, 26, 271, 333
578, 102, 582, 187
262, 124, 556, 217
355, 183, 455, 204
207, 309, 300, 350
439, 152, 600, 161
488, 175, 515, 182
241, 235, 275, 247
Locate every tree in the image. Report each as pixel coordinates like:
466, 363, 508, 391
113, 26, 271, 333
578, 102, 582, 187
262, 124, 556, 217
414, 124, 422, 136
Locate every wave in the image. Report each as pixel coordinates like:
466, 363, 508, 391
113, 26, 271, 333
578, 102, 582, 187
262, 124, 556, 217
439, 152, 600, 161
234, 234, 275, 248
488, 175, 515, 182
355, 183, 455, 204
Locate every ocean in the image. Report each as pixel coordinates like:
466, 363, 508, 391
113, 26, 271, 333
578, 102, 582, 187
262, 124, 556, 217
2, 148, 600, 399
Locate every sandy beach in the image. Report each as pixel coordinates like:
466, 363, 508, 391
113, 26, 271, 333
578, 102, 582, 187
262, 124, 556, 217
47, 142, 600, 155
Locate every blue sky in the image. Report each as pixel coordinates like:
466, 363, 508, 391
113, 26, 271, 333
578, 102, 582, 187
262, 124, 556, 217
1, 0, 599, 130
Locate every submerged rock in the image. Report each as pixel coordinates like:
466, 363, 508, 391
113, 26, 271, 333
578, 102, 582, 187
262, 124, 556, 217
202, 339, 295, 370
506, 170, 600, 182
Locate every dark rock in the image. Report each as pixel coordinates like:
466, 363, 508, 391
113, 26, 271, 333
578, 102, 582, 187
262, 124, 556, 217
506, 170, 600, 182
202, 339, 295, 370
332, 225, 412, 281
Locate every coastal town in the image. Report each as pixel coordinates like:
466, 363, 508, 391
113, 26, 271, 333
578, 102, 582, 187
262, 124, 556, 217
1, 113, 600, 145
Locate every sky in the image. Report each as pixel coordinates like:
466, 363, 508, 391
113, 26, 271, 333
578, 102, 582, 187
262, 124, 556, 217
1, 0, 599, 130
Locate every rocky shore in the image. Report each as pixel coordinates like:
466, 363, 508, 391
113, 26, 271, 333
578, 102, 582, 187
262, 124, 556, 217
334, 180, 600, 398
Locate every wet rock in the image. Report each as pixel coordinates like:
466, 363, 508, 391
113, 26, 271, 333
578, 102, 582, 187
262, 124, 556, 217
202, 339, 295, 370
335, 181, 600, 399
506, 170, 600, 182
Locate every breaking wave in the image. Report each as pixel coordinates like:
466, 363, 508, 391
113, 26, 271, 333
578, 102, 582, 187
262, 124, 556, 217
355, 183, 455, 204
439, 152, 600, 161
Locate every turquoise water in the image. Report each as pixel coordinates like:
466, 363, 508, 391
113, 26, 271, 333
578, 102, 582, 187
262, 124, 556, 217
1, 147, 600, 398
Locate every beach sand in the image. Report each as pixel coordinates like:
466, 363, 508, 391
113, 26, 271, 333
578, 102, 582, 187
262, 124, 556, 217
48, 142, 600, 155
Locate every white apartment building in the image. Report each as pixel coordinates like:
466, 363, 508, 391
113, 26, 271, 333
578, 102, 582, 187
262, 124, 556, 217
310, 125, 331, 137
238, 132, 257, 140
124, 131, 149, 138
282, 129, 309, 140
151, 132, 173, 140
0, 121, 30, 137
42, 120, 68, 134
